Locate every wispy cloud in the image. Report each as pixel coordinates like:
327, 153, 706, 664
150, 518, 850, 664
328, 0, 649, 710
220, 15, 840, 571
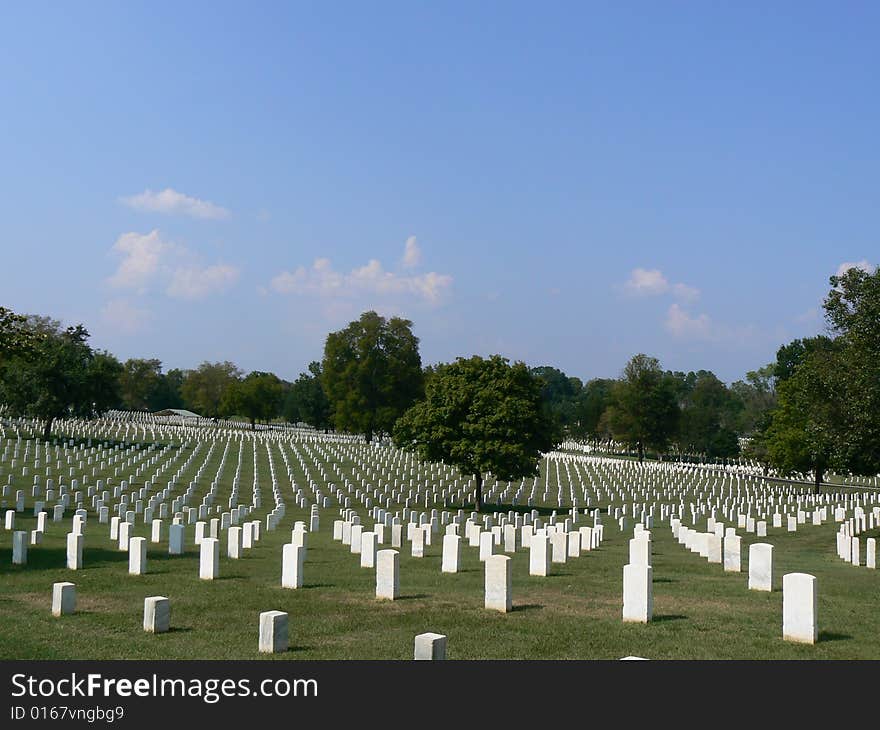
167, 264, 239, 300
120, 188, 230, 220
836, 259, 874, 277
107, 230, 171, 293
624, 267, 669, 296
401, 236, 421, 269
106, 229, 239, 301
664, 303, 711, 338
271, 238, 452, 306
624, 268, 699, 302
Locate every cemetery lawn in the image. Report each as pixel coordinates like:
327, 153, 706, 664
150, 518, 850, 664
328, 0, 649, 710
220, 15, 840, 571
2, 445, 879, 659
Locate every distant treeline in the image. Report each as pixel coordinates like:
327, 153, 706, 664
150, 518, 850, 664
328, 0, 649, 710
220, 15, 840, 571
1, 265, 878, 495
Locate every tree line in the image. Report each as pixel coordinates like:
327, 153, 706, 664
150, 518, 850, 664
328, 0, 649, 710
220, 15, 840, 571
1, 266, 877, 500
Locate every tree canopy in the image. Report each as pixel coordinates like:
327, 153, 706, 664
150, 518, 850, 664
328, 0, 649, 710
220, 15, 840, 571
0, 315, 121, 439
180, 361, 243, 418
765, 266, 880, 491
393, 354, 561, 511
283, 361, 332, 430
605, 354, 679, 461
221, 370, 285, 429
322, 311, 423, 442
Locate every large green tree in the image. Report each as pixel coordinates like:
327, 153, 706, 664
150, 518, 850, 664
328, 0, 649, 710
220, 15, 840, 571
573, 378, 615, 439
221, 371, 285, 429
604, 354, 679, 461
0, 306, 41, 358
674, 371, 741, 459
393, 355, 561, 511
180, 361, 243, 417
322, 311, 423, 442
765, 266, 880, 491
283, 361, 332, 430
530, 365, 583, 433
0, 317, 122, 439
765, 338, 841, 492
730, 364, 777, 435
118, 358, 164, 411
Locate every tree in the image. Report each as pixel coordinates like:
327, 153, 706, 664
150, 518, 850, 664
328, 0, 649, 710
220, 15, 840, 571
221, 371, 284, 429
88, 351, 124, 414
153, 367, 185, 411
322, 311, 423, 442
730, 364, 777, 435
604, 354, 679, 461
283, 361, 331, 430
823, 265, 880, 476
180, 361, 243, 417
675, 371, 741, 460
0, 306, 41, 358
774, 336, 834, 383
765, 340, 841, 492
393, 355, 561, 511
0, 317, 122, 439
118, 358, 164, 411
530, 365, 583, 432
765, 265, 880, 492
572, 378, 615, 439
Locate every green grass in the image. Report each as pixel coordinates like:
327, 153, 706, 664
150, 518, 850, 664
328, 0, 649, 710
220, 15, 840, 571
1, 432, 879, 660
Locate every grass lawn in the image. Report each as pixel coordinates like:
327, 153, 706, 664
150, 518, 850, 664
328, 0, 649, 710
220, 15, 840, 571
1, 432, 878, 660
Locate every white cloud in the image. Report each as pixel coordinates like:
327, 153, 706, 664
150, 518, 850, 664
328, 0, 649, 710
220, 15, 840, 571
836, 260, 874, 277
401, 236, 421, 269
624, 268, 700, 301
107, 230, 170, 293
664, 303, 711, 339
625, 268, 669, 296
100, 298, 151, 335
672, 282, 700, 302
167, 264, 239, 300
120, 188, 230, 220
272, 255, 452, 305
106, 229, 238, 301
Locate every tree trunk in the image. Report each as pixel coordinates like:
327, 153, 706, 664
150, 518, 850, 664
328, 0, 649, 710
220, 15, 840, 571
250, 417, 256, 431
42, 417, 53, 442
814, 468, 823, 496
474, 473, 483, 512
365, 429, 373, 443
638, 441, 644, 462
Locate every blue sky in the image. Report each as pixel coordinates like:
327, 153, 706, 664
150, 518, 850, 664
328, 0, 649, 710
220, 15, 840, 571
1, 2, 876, 384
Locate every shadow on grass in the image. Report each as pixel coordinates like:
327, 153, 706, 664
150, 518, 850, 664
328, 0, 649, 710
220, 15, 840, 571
652, 614, 687, 623
819, 631, 852, 642
301, 584, 335, 590
653, 577, 676, 584
511, 604, 543, 612
0, 546, 130, 574
396, 594, 430, 601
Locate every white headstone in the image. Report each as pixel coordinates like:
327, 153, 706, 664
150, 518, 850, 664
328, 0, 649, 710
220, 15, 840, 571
144, 596, 170, 633
623, 563, 652, 623
376, 549, 399, 600
199, 537, 219, 580
414, 632, 447, 660
282, 543, 304, 588
52, 581, 76, 616
782, 573, 817, 644
484, 554, 512, 612
258, 610, 289, 654
748, 543, 773, 591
